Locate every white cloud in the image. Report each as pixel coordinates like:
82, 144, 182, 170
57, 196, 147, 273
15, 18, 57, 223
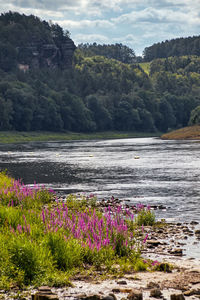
73, 33, 110, 45
112, 6, 200, 26
57, 19, 114, 30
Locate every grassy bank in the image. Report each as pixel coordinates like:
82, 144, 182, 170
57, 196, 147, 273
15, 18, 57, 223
0, 131, 161, 144
0, 172, 157, 290
161, 125, 200, 140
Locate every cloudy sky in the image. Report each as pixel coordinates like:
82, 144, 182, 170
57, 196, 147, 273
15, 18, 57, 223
1, 0, 200, 55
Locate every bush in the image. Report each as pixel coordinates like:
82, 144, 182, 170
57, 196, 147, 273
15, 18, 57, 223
134, 207, 155, 226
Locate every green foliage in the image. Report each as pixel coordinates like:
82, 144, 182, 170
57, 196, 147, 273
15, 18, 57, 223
77, 43, 136, 64
9, 237, 53, 284
143, 36, 200, 61
189, 105, 200, 125
46, 234, 84, 270
134, 208, 155, 226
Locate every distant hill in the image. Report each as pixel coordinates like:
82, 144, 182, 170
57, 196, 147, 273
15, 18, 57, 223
143, 36, 200, 61
161, 125, 200, 140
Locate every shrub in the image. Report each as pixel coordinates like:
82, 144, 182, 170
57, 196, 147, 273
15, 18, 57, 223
134, 207, 155, 226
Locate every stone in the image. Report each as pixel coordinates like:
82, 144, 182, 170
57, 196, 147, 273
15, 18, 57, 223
170, 294, 185, 300
32, 287, 58, 300
112, 288, 120, 293
195, 230, 200, 235
147, 282, 160, 289
76, 293, 87, 298
170, 248, 183, 256
102, 294, 117, 300
147, 240, 161, 247
117, 280, 127, 285
81, 295, 101, 300
190, 221, 199, 225
150, 288, 162, 298
32, 294, 59, 300
38, 286, 52, 293
118, 288, 132, 294
127, 289, 143, 300
183, 290, 196, 296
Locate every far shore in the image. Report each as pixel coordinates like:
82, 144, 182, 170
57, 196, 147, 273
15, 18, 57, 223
161, 125, 200, 140
0, 131, 161, 144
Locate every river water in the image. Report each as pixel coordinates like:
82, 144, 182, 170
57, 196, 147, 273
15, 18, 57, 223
0, 137, 200, 224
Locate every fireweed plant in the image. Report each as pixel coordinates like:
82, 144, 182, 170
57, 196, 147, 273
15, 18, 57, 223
0, 172, 156, 289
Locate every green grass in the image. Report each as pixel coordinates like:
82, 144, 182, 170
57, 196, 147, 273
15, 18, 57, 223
139, 62, 151, 75
0, 131, 162, 144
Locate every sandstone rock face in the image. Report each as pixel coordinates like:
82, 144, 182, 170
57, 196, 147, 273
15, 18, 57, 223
17, 38, 76, 70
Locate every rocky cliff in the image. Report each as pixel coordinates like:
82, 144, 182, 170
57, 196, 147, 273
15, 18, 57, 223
16, 39, 76, 70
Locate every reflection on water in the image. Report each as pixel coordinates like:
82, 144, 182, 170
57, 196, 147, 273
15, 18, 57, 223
0, 137, 200, 223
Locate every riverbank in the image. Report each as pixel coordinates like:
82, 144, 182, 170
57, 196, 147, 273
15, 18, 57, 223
0, 131, 161, 144
3, 219, 200, 300
1, 173, 200, 299
161, 125, 200, 140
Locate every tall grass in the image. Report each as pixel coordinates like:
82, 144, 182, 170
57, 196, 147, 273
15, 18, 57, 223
0, 172, 156, 289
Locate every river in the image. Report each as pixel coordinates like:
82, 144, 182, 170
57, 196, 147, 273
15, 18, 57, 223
0, 137, 200, 224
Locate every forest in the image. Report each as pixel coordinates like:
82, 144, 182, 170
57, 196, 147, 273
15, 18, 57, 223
0, 12, 200, 133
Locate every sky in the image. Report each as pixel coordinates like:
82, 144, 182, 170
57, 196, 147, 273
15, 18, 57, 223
0, 0, 200, 56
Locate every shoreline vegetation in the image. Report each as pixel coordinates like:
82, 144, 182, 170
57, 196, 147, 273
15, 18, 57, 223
0, 171, 157, 290
0, 131, 162, 144
0, 172, 200, 299
161, 125, 200, 140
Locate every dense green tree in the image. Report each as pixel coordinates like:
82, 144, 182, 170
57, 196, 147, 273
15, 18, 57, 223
77, 43, 136, 64
189, 106, 200, 125
0, 97, 13, 129
143, 35, 200, 61
0, 11, 199, 134
86, 95, 112, 131
158, 98, 176, 131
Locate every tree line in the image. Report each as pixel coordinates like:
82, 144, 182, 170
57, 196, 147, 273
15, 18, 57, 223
0, 12, 200, 133
143, 36, 200, 62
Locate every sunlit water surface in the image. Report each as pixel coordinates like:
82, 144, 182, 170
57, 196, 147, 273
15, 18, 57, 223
0, 137, 200, 258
